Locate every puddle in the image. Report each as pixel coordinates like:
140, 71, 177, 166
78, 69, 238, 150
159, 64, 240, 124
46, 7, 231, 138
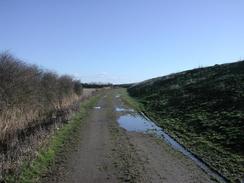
116, 107, 134, 112
118, 113, 227, 183
94, 106, 101, 109
115, 95, 121, 98
118, 114, 159, 132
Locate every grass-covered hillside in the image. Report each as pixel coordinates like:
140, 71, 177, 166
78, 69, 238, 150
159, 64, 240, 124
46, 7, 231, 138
128, 61, 244, 182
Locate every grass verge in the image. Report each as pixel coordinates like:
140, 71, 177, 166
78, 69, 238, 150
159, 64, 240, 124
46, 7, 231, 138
116, 88, 143, 112
5, 95, 100, 183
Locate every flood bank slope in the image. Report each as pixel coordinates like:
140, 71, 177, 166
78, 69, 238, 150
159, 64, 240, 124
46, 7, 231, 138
128, 61, 244, 182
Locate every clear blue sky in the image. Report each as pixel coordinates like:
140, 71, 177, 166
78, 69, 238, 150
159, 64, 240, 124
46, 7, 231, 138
0, 0, 244, 84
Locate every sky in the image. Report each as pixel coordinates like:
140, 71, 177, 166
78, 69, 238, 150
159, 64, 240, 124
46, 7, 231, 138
0, 0, 244, 84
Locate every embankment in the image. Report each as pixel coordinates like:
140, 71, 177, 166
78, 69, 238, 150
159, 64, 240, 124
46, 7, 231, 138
128, 61, 244, 182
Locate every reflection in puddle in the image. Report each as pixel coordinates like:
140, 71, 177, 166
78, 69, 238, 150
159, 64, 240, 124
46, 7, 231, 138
118, 114, 160, 132
94, 106, 101, 109
116, 107, 134, 112
118, 113, 227, 183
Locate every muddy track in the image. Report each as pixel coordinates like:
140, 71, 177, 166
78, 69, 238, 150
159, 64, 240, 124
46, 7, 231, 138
43, 90, 215, 183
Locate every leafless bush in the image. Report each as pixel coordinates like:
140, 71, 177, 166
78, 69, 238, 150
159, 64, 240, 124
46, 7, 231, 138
0, 52, 83, 142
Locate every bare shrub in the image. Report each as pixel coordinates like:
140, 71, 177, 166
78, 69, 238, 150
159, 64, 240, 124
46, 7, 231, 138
0, 52, 83, 141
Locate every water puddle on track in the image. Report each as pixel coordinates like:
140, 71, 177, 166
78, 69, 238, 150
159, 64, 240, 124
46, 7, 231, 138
116, 107, 134, 112
94, 106, 101, 109
117, 112, 227, 183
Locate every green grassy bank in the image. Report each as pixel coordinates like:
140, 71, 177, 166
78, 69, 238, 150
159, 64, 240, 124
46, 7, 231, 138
127, 61, 244, 182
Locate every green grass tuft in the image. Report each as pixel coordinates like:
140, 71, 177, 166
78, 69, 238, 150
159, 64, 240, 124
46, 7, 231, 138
116, 88, 143, 112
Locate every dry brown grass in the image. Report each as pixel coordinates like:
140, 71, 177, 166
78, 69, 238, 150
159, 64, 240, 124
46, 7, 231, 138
0, 52, 100, 181
0, 89, 97, 181
0, 94, 70, 140
0, 91, 98, 142
0, 87, 98, 139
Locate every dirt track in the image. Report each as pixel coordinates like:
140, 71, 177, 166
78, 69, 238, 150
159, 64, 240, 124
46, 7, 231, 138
44, 89, 214, 183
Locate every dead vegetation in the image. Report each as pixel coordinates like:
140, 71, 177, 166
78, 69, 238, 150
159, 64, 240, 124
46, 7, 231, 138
0, 52, 83, 142
0, 52, 93, 180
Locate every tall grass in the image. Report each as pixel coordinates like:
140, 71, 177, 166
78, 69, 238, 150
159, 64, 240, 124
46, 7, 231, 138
4, 95, 100, 183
